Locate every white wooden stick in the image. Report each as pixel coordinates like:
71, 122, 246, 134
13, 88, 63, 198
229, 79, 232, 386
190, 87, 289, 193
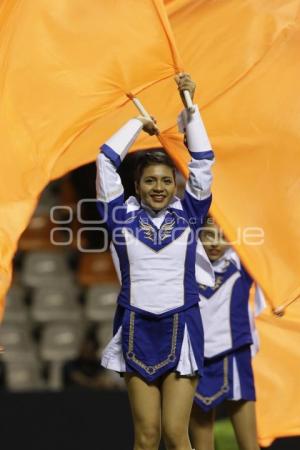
129, 95, 159, 134
131, 96, 152, 119
183, 90, 195, 114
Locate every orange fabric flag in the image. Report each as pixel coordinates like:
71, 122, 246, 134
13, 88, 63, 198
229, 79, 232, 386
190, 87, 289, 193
131, 0, 300, 314
165, 2, 300, 444
41, 1, 300, 445
3, 1, 298, 313
58, 0, 299, 313
162, 1, 300, 445
51, 6, 300, 444
0, 0, 183, 318
1, 1, 300, 443
254, 303, 300, 446
85, 0, 298, 444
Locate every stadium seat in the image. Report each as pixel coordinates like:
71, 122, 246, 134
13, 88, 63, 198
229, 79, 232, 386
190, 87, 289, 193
40, 322, 83, 362
31, 285, 82, 323
18, 180, 66, 251
5, 361, 45, 391
0, 323, 31, 347
85, 284, 118, 322
3, 285, 28, 324
18, 214, 56, 251
77, 253, 118, 285
0, 323, 36, 363
22, 251, 74, 288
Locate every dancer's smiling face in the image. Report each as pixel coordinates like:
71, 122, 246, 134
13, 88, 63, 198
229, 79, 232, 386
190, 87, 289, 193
135, 164, 176, 212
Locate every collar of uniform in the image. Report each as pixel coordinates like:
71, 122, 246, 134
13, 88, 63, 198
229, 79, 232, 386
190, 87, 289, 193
125, 196, 140, 213
141, 202, 167, 219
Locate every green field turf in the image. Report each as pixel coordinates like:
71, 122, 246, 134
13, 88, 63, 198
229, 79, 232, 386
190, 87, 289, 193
215, 418, 239, 450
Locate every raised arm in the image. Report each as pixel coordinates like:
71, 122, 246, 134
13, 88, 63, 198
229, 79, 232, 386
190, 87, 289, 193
96, 116, 157, 230
96, 119, 142, 202
175, 73, 215, 226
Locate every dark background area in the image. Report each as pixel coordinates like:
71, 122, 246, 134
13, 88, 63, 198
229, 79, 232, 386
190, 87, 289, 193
0, 391, 298, 450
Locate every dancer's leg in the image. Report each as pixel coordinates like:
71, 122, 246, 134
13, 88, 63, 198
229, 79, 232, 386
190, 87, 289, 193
189, 403, 215, 450
125, 373, 161, 450
161, 373, 198, 450
226, 400, 260, 450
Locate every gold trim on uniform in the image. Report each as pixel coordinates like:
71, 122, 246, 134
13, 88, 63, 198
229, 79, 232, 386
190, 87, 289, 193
195, 357, 229, 405
126, 311, 179, 375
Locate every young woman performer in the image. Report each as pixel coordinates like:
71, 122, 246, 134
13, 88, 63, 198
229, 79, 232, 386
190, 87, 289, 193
96, 73, 215, 450
190, 217, 263, 450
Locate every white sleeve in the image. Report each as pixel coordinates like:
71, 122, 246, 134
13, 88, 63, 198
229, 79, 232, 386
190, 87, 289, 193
96, 119, 143, 203
178, 105, 215, 201
249, 285, 267, 356
110, 242, 122, 285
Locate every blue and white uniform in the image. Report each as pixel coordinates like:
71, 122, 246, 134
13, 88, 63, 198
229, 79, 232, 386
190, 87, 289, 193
194, 249, 266, 410
96, 105, 215, 382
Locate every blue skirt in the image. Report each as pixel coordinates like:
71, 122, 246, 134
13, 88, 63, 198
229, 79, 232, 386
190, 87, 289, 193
194, 345, 256, 412
102, 304, 204, 382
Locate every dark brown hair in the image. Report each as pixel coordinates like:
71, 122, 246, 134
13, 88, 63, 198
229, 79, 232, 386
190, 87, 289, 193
134, 149, 176, 184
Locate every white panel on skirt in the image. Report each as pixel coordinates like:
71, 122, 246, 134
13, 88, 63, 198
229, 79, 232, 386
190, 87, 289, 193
232, 356, 242, 400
